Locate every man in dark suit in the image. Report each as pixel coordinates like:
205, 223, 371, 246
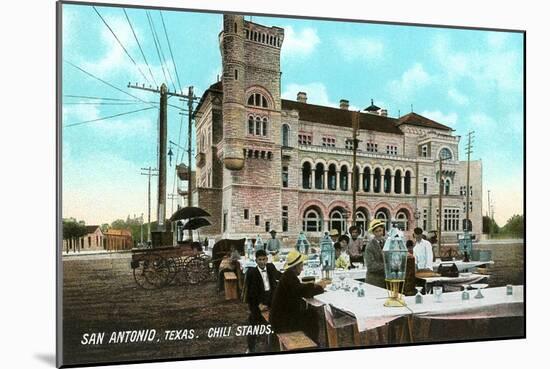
270, 250, 329, 344
244, 249, 281, 353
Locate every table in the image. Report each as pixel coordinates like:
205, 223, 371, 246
433, 259, 494, 272
417, 273, 490, 293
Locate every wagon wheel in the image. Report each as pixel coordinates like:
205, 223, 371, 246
133, 255, 155, 290
173, 256, 191, 285
185, 255, 210, 284
141, 253, 171, 288
197, 254, 215, 281
165, 257, 178, 285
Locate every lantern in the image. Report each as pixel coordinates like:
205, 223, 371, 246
295, 231, 310, 255
254, 235, 264, 252
245, 237, 254, 259
458, 230, 473, 262
382, 227, 408, 307
319, 232, 335, 279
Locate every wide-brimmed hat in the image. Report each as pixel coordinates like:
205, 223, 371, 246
269, 229, 277, 234
368, 219, 385, 233
284, 249, 306, 270
329, 229, 339, 237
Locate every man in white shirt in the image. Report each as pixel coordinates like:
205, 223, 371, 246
413, 227, 434, 271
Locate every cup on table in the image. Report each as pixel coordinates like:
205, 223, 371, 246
433, 286, 443, 302
506, 284, 513, 295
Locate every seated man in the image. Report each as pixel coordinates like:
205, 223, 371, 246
270, 250, 329, 344
244, 249, 281, 353
334, 242, 350, 270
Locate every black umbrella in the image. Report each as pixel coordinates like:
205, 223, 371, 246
181, 217, 212, 231
170, 206, 211, 221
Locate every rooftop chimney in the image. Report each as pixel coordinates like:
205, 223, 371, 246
339, 99, 349, 110
379, 109, 388, 117
297, 91, 307, 103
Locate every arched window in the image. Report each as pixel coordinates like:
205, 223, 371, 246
303, 207, 322, 232
384, 169, 392, 193
255, 117, 261, 135
248, 116, 254, 135
439, 147, 453, 160
282, 124, 290, 146
234, 22, 237, 33
423, 177, 428, 195
328, 164, 337, 190
329, 208, 346, 236
340, 165, 349, 191
262, 117, 268, 136
282, 166, 289, 187
396, 210, 410, 231
394, 170, 402, 194
374, 168, 382, 193
375, 209, 390, 231
302, 162, 312, 189
405, 171, 412, 194
445, 178, 451, 195
353, 166, 360, 192
355, 209, 369, 237
314, 163, 325, 190
247, 93, 269, 108
363, 167, 371, 192
254, 32, 258, 42
234, 69, 238, 80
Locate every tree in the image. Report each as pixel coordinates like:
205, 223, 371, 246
482, 216, 500, 234
62, 218, 87, 253
501, 214, 524, 238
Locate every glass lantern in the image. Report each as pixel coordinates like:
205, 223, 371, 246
319, 232, 335, 280
254, 235, 264, 252
295, 231, 310, 255
382, 227, 408, 307
245, 237, 254, 260
458, 231, 473, 262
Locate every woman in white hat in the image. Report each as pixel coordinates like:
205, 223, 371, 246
364, 219, 386, 288
270, 249, 329, 344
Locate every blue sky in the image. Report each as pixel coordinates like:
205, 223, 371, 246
62, 3, 524, 226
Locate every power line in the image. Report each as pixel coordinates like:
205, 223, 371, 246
63, 101, 145, 106
64, 94, 140, 102
64, 60, 157, 108
123, 8, 157, 88
93, 6, 152, 87
65, 106, 156, 127
159, 10, 182, 93
146, 11, 169, 88
147, 11, 177, 92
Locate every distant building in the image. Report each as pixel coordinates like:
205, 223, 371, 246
104, 229, 133, 251
192, 15, 483, 244
63, 225, 104, 252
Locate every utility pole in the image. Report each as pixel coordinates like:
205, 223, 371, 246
351, 110, 360, 227
436, 154, 451, 257
140, 166, 158, 242
183, 86, 195, 207
128, 82, 196, 230
465, 131, 474, 222
167, 193, 179, 216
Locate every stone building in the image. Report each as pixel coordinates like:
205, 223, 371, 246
62, 225, 104, 253
192, 14, 483, 245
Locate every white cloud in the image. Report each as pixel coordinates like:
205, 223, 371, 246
282, 82, 335, 107
336, 37, 384, 61
447, 88, 469, 105
469, 112, 496, 128
420, 110, 458, 127
281, 26, 320, 59
388, 63, 431, 101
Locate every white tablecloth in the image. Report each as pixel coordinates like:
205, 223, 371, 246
433, 260, 494, 272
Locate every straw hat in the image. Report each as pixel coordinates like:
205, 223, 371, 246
368, 219, 385, 233
329, 229, 339, 237
284, 249, 306, 270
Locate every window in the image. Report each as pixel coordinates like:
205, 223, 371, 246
303, 208, 322, 232
282, 206, 289, 232
244, 209, 249, 220
302, 162, 312, 189
444, 208, 460, 231
282, 166, 289, 187
340, 166, 349, 191
255, 215, 260, 226
423, 178, 428, 195
386, 145, 398, 155
265, 221, 270, 232
396, 211, 409, 231
234, 69, 238, 80
282, 124, 290, 146
247, 93, 268, 108
460, 186, 473, 196
423, 209, 428, 231
375, 210, 389, 231
328, 164, 337, 190
356, 210, 368, 236
404, 171, 412, 194
262, 118, 267, 136
444, 179, 451, 195
366, 142, 378, 152
223, 211, 228, 232
322, 136, 336, 147
421, 145, 428, 158
298, 134, 312, 145
248, 116, 254, 134
439, 148, 453, 160
384, 169, 392, 193
463, 202, 473, 213
345, 139, 354, 150
314, 163, 325, 189
255, 117, 261, 135
329, 209, 346, 236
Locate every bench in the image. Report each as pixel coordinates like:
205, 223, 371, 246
223, 272, 238, 300
277, 331, 318, 351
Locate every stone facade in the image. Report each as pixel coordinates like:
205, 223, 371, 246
192, 15, 483, 245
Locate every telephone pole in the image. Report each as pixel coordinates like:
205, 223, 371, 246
465, 131, 474, 222
140, 166, 158, 242
182, 86, 195, 207
128, 82, 196, 230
